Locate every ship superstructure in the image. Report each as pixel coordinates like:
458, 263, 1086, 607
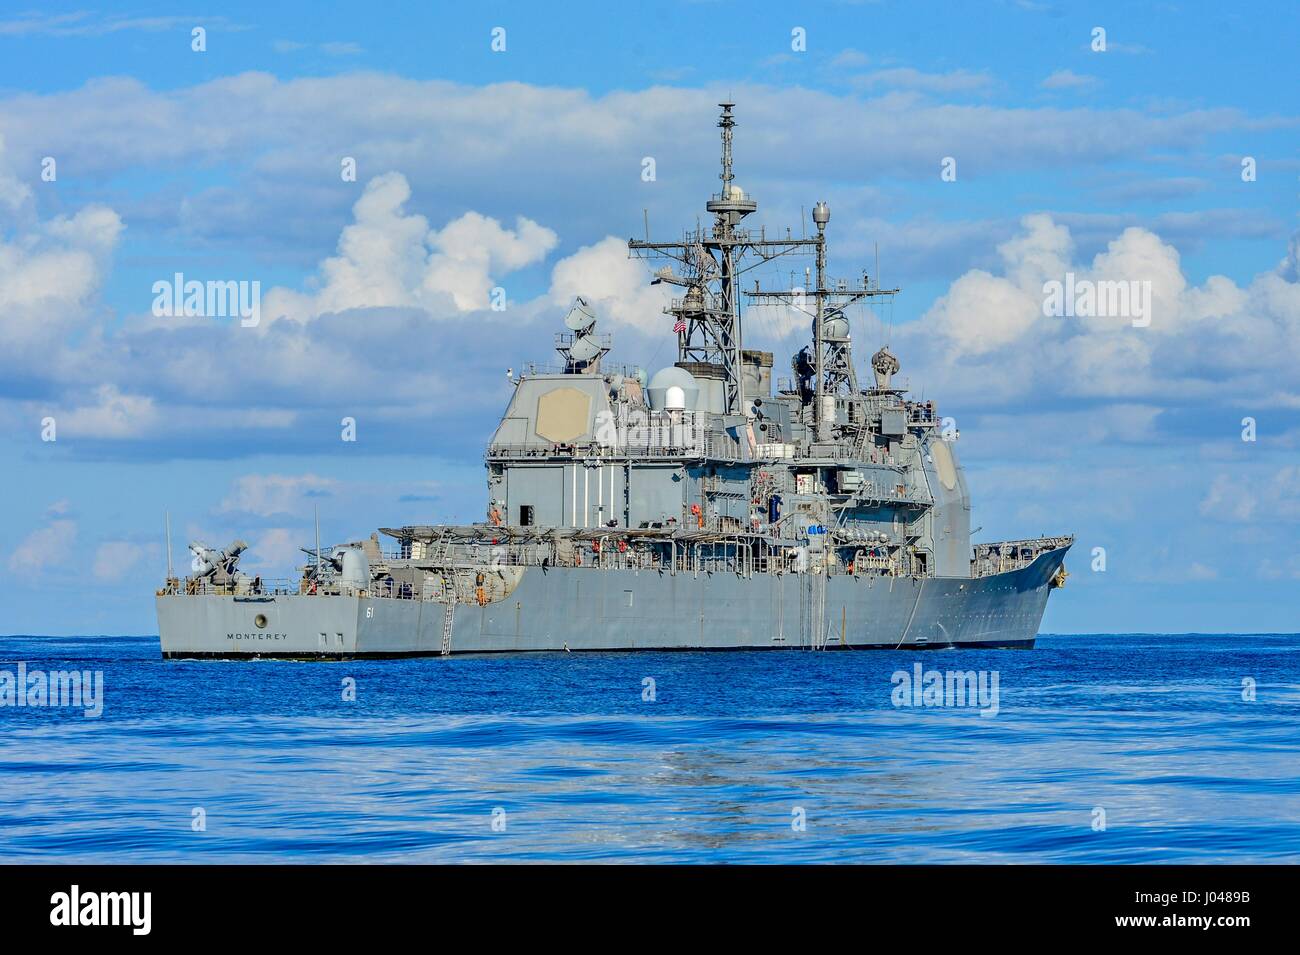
157, 103, 1071, 658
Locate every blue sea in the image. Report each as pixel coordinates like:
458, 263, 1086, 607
1, 634, 1297, 864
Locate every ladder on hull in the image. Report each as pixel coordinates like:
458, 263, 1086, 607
440, 602, 455, 656
440, 574, 456, 656
798, 564, 829, 650
810, 568, 828, 650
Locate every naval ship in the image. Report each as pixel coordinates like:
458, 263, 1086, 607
157, 103, 1072, 659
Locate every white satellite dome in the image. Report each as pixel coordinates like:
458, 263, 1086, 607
824, 316, 850, 339
647, 366, 700, 411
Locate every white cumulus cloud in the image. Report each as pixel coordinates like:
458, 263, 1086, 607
221, 474, 336, 517
57, 384, 159, 439
263, 172, 557, 322
8, 515, 77, 577
548, 236, 672, 334
246, 528, 304, 572
92, 541, 149, 581
901, 215, 1300, 408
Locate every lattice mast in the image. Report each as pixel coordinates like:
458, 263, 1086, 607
630, 104, 899, 433
630, 103, 821, 414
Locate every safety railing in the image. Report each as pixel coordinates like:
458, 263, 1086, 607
971, 536, 1074, 578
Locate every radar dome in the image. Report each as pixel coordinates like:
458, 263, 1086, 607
647, 366, 700, 412
823, 316, 850, 339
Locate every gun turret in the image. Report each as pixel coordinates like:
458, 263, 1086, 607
299, 543, 371, 594
188, 539, 249, 586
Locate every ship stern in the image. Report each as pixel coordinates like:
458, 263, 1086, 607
157, 592, 363, 659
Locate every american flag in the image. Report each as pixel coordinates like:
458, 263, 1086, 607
673, 319, 687, 334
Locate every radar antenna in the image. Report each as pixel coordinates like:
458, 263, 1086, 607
630, 103, 818, 415
555, 296, 610, 373
631, 103, 901, 429
871, 346, 901, 392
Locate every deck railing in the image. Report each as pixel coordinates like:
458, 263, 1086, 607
164, 532, 1065, 599
971, 536, 1074, 578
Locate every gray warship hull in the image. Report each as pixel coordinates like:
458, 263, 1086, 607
157, 545, 1068, 659
155, 103, 1074, 658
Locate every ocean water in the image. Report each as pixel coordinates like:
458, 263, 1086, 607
1, 633, 1297, 864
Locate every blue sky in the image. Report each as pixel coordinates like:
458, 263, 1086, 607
1, 1, 1298, 634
